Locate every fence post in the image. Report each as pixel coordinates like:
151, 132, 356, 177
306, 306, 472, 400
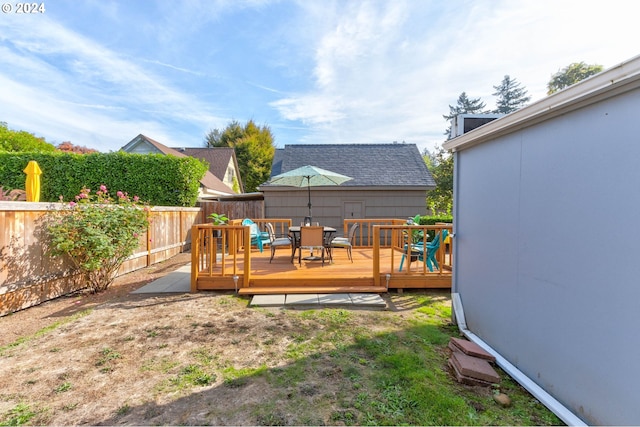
190, 225, 199, 292
373, 226, 380, 286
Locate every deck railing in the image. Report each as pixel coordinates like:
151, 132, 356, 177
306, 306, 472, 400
372, 223, 453, 287
340, 218, 406, 247
190, 224, 250, 292
191, 218, 452, 291
191, 218, 293, 291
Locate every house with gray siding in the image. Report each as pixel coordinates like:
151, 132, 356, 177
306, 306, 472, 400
443, 54, 640, 425
259, 144, 435, 230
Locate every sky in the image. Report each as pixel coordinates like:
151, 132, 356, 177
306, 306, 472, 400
1, 0, 639, 155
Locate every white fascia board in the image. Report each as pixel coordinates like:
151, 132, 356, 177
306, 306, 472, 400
443, 54, 640, 152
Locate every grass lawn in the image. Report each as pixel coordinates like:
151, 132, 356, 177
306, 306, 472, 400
0, 290, 562, 425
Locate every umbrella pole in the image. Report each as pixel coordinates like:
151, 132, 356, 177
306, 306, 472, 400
306, 176, 312, 219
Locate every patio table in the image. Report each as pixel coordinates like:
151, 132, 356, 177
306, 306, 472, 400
288, 226, 336, 261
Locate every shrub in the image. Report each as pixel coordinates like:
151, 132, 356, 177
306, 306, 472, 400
0, 186, 26, 201
46, 185, 149, 293
0, 152, 207, 206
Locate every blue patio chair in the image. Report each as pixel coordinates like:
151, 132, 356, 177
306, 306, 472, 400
399, 229, 449, 272
241, 218, 270, 252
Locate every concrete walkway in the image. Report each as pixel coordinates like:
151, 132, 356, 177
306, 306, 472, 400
131, 264, 192, 293
130, 263, 387, 309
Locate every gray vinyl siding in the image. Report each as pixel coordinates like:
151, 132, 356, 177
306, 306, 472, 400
452, 87, 640, 425
264, 187, 426, 231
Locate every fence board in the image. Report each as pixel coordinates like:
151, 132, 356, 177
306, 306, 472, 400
198, 199, 264, 222
0, 202, 202, 316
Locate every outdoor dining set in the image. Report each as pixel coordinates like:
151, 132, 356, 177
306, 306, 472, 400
242, 218, 359, 266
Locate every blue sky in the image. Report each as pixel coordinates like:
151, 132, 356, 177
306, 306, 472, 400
1, 0, 638, 154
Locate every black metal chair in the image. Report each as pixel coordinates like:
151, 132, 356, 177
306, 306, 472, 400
265, 223, 292, 263
330, 223, 358, 262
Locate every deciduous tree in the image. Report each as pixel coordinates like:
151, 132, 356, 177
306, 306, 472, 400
0, 122, 56, 153
57, 141, 98, 154
425, 147, 453, 215
204, 119, 275, 192
547, 62, 603, 95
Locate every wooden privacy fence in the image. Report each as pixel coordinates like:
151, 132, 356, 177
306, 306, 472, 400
198, 199, 264, 222
0, 202, 202, 317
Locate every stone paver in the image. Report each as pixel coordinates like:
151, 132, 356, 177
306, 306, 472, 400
131, 264, 388, 310
349, 293, 387, 307
317, 293, 352, 305
249, 294, 286, 307
285, 294, 320, 305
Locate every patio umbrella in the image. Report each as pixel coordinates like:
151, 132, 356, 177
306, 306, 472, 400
23, 160, 42, 202
268, 165, 352, 218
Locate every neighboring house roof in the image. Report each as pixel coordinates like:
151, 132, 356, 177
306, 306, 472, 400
120, 135, 236, 195
172, 147, 244, 193
265, 143, 435, 188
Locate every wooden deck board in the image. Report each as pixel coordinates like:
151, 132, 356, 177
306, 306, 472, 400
195, 247, 451, 294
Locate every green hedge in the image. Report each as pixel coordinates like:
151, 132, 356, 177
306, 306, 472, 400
0, 152, 208, 206
418, 215, 453, 225
416, 215, 453, 240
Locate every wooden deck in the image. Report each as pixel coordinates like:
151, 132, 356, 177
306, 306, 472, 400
193, 245, 452, 295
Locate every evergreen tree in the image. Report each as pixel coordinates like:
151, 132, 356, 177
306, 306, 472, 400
492, 75, 531, 114
204, 119, 275, 193
442, 92, 487, 137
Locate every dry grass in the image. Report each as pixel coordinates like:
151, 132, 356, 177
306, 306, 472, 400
0, 256, 561, 426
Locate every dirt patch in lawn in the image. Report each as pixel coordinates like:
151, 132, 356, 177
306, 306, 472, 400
0, 252, 194, 348
0, 254, 560, 426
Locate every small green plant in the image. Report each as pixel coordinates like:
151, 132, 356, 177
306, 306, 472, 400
170, 364, 215, 388
96, 347, 122, 372
406, 214, 424, 243
116, 404, 131, 416
46, 185, 149, 293
208, 212, 228, 225
54, 381, 72, 393
0, 403, 37, 426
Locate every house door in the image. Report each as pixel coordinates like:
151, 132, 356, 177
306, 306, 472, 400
344, 201, 363, 220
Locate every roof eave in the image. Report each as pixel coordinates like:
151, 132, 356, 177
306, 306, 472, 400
443, 54, 640, 153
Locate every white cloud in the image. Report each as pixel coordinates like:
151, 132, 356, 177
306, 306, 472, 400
268, 0, 640, 152
1, 0, 639, 156
0, 13, 226, 151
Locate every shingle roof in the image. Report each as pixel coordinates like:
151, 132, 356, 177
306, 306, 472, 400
172, 147, 241, 189
268, 144, 435, 188
123, 135, 236, 194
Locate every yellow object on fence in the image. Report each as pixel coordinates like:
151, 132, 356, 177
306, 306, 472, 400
23, 160, 42, 202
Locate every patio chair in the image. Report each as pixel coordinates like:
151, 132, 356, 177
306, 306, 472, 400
265, 222, 293, 263
296, 225, 326, 266
399, 229, 449, 272
330, 222, 358, 262
241, 218, 270, 252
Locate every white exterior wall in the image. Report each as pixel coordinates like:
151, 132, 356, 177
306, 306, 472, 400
452, 87, 640, 425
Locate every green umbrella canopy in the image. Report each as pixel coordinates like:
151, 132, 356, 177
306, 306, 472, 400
268, 165, 352, 218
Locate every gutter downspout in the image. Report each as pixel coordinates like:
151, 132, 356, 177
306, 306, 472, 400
452, 293, 587, 426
